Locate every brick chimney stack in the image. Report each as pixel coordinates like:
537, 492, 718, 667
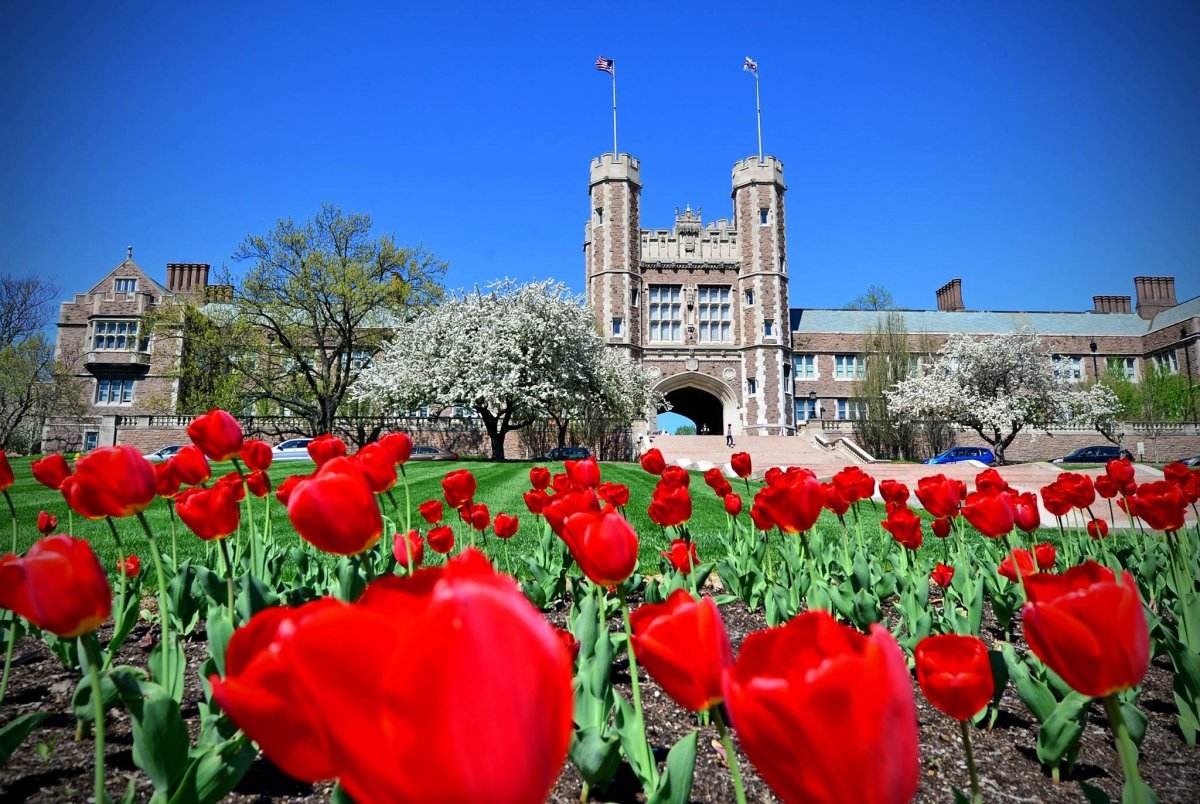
166, 263, 211, 298
1093, 295, 1132, 314
1133, 276, 1176, 320
935, 278, 965, 312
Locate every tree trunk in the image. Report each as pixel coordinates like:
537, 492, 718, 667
557, 419, 569, 449
488, 427, 506, 461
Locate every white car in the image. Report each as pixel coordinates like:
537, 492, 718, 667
144, 445, 185, 463
272, 438, 314, 461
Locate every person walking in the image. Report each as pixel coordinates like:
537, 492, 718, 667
726, 424, 735, 448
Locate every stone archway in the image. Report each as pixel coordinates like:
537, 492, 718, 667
654, 372, 740, 436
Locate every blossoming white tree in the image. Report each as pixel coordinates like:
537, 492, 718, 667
352, 279, 657, 460
886, 330, 1121, 464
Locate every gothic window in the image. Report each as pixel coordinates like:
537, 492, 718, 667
648, 285, 682, 342
696, 286, 731, 342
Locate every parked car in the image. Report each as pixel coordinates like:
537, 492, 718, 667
144, 445, 185, 463
1051, 445, 1134, 464
408, 445, 458, 461
272, 437, 314, 461
924, 446, 995, 465
1181, 455, 1200, 468
541, 446, 592, 461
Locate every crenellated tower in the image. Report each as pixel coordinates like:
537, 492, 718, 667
584, 153, 642, 357
733, 156, 792, 434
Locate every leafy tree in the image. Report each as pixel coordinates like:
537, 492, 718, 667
208, 204, 446, 434
353, 280, 657, 460
886, 330, 1121, 464
844, 285, 895, 311
674, 424, 697, 435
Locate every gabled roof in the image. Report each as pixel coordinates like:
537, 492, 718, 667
1148, 295, 1200, 332
85, 256, 171, 297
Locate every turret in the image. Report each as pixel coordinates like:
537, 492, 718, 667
585, 153, 642, 350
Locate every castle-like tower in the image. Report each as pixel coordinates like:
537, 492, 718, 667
585, 153, 794, 436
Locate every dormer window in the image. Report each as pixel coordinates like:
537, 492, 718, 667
115, 278, 137, 293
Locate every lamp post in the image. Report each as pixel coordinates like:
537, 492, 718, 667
1089, 340, 1099, 381
809, 390, 818, 422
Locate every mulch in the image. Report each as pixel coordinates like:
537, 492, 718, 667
2, 593, 1197, 803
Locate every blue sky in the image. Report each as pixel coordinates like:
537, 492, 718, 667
1, 1, 1197, 320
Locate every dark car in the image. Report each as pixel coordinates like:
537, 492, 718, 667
1051, 445, 1134, 464
1181, 455, 1200, 468
924, 446, 995, 465
542, 446, 592, 461
409, 445, 458, 461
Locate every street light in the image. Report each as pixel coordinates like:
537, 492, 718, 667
1089, 340, 1098, 380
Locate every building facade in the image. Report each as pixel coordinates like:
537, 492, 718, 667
584, 151, 1200, 435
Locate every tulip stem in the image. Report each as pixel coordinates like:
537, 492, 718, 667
0, 611, 17, 706
218, 537, 236, 615
960, 719, 982, 803
167, 500, 178, 567
713, 707, 747, 804
3, 490, 15, 552
1102, 695, 1155, 804
399, 465, 412, 534
104, 518, 127, 671
620, 589, 658, 787
136, 512, 175, 699
81, 632, 106, 804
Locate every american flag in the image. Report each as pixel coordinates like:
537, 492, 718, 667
595, 56, 615, 75
743, 56, 758, 75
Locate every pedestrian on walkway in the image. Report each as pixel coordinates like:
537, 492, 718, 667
726, 424, 735, 448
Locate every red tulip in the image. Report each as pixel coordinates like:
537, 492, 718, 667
820, 482, 851, 517
0, 535, 111, 637
1085, 518, 1108, 540
379, 431, 413, 465
493, 513, 519, 540
730, 452, 752, 479
1040, 482, 1073, 517
931, 516, 952, 539
523, 489, 549, 516
210, 550, 573, 803
879, 479, 909, 507
724, 610, 919, 804
307, 433, 347, 467
0, 450, 12, 491
640, 448, 666, 475
418, 499, 444, 524
287, 461, 383, 555
186, 409, 244, 461
1034, 542, 1056, 571
1013, 491, 1041, 533
155, 462, 182, 499
551, 472, 571, 493
427, 525, 455, 554
393, 530, 424, 568
660, 465, 690, 488
442, 468, 476, 509
975, 467, 1010, 495
749, 503, 774, 532
724, 493, 743, 516
649, 483, 691, 528
37, 510, 58, 535
661, 539, 699, 574
1022, 561, 1149, 697
543, 489, 600, 536
597, 481, 630, 508
832, 466, 874, 504
930, 563, 955, 588
564, 457, 601, 489
246, 470, 271, 497
176, 485, 241, 541
240, 439, 274, 472
1106, 458, 1135, 486
915, 474, 965, 519
529, 466, 551, 490
354, 442, 397, 494
556, 627, 581, 661
275, 473, 309, 506
881, 507, 923, 551
117, 554, 140, 578
63, 446, 156, 520
1094, 474, 1119, 499
560, 507, 639, 586
32, 453, 71, 490
754, 471, 823, 534
631, 590, 732, 712
961, 490, 1015, 538
998, 548, 1036, 584
1120, 481, 1186, 531
1057, 472, 1096, 509
461, 502, 490, 531
915, 634, 995, 721
703, 467, 727, 494
169, 444, 212, 486
216, 470, 246, 502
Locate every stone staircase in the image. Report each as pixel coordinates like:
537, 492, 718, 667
649, 432, 870, 479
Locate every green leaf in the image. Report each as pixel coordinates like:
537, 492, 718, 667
1079, 780, 1113, 804
149, 636, 187, 703
1036, 691, 1090, 768
188, 735, 257, 804
569, 726, 622, 788
131, 683, 191, 794
0, 712, 49, 765
206, 609, 235, 678
654, 729, 698, 804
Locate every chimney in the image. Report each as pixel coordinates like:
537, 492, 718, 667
166, 263, 212, 297
1133, 276, 1177, 320
935, 278, 965, 312
1093, 295, 1132, 314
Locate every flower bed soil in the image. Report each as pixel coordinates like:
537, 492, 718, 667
2, 595, 1197, 803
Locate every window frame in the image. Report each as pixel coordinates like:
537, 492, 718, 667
833, 354, 865, 381
647, 284, 684, 343
696, 285, 732, 343
114, 278, 137, 293
95, 377, 135, 406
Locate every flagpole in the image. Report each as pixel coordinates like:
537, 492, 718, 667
754, 70, 763, 164
611, 62, 619, 157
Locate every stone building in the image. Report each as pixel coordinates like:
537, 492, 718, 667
584, 151, 1200, 436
